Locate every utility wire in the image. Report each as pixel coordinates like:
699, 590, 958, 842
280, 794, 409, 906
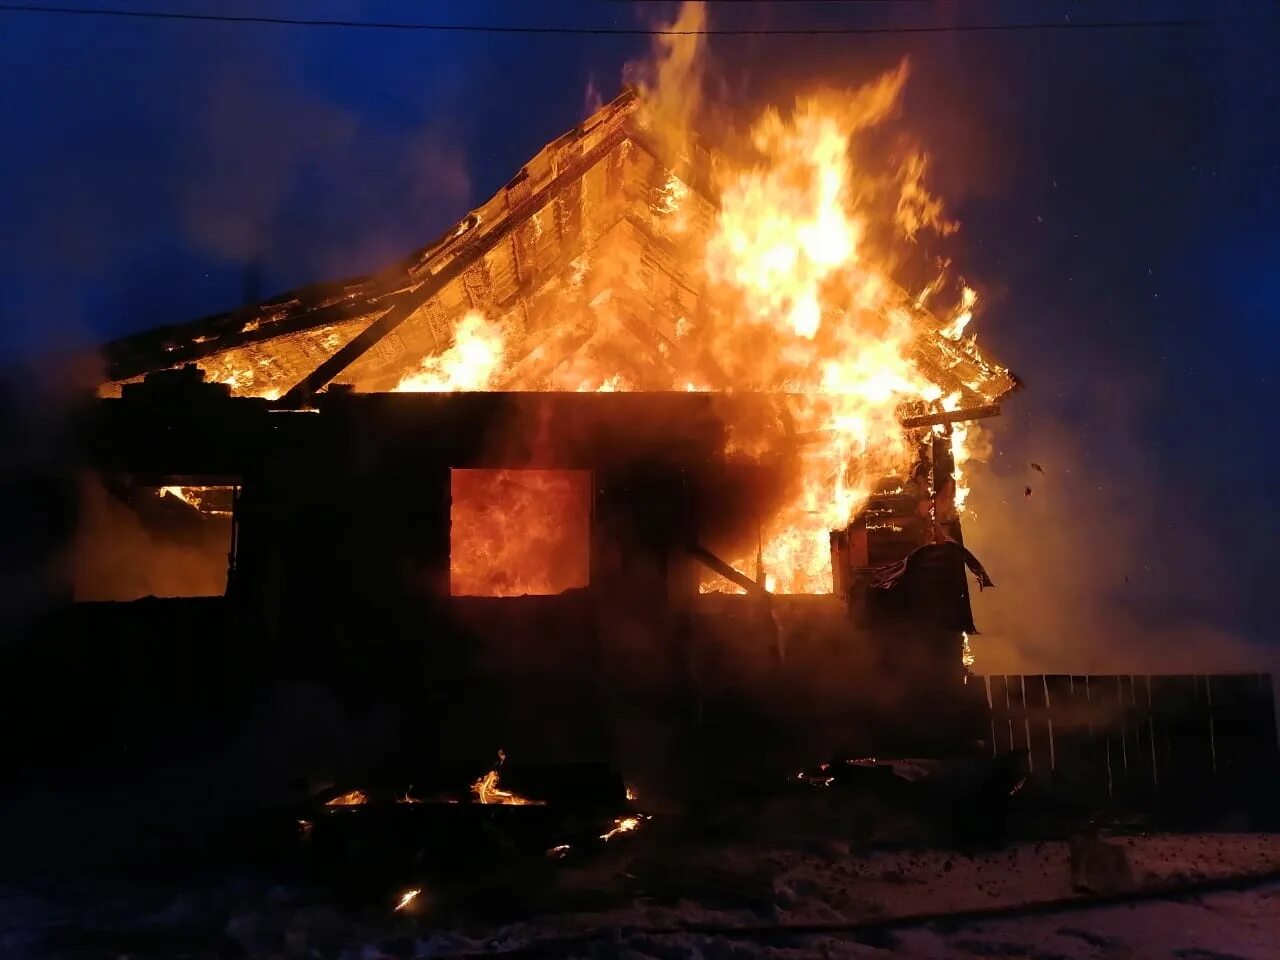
0, 3, 1267, 36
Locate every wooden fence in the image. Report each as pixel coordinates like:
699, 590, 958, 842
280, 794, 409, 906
979, 673, 1278, 800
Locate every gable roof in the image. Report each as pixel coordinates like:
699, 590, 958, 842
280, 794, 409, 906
101, 89, 1018, 414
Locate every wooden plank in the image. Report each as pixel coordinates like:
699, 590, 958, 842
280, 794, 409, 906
989, 675, 1013, 753
1006, 675, 1030, 753
1054, 675, 1098, 788
1150, 675, 1213, 783
1043, 675, 1072, 773
1207, 673, 1278, 777
1023, 675, 1052, 775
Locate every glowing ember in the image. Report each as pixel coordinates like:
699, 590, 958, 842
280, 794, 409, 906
449, 470, 589, 597
325, 789, 367, 807
394, 888, 421, 912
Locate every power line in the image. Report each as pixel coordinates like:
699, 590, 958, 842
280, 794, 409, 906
0, 3, 1267, 36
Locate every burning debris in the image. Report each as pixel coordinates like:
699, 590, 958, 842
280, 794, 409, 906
471, 750, 545, 806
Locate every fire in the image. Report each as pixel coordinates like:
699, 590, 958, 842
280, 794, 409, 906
182, 6, 1001, 598
394, 888, 421, 912
449, 470, 590, 597
372, 15, 1004, 597
940, 286, 978, 341
692, 64, 972, 592
325, 789, 367, 807
396, 311, 505, 392
470, 750, 543, 806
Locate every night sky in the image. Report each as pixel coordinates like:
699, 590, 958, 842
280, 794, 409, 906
1, 1, 1275, 670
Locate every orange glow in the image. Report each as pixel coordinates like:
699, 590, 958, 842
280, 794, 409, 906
449, 470, 590, 597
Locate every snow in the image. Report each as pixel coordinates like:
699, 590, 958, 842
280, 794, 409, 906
3, 833, 1279, 958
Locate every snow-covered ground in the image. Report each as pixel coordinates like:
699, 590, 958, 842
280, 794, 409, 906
3, 833, 1278, 958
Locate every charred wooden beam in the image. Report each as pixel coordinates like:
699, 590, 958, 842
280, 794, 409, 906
686, 543, 770, 597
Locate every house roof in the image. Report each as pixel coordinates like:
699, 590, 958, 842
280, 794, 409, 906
100, 89, 1019, 415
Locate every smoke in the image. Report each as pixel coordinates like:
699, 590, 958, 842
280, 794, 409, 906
69, 477, 231, 602
625, 1, 707, 160
0, 13, 475, 356
176, 51, 472, 292
0, 355, 99, 642
964, 416, 1277, 679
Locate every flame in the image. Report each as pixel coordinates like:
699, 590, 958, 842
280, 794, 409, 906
325, 788, 367, 807
961, 631, 975, 668
396, 311, 505, 392
940, 286, 978, 340
693, 65, 970, 593
470, 750, 543, 806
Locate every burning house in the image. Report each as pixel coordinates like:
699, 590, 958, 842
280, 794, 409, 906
74, 81, 1017, 783
52, 75, 1272, 801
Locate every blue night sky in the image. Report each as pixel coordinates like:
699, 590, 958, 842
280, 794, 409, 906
0, 1, 1276, 668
